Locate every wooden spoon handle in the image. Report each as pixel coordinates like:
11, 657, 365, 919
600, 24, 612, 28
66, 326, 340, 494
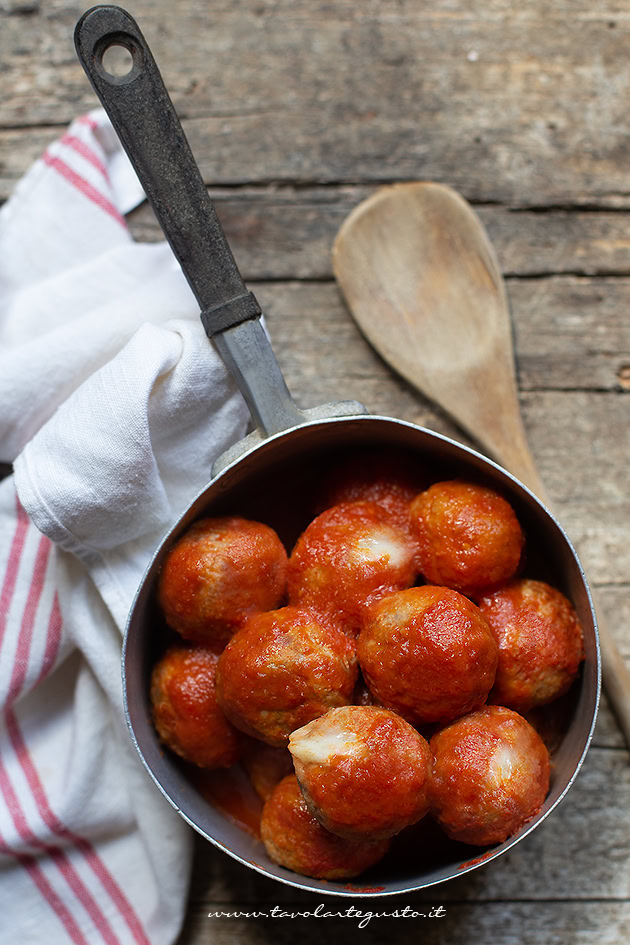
493, 445, 630, 748
595, 605, 630, 745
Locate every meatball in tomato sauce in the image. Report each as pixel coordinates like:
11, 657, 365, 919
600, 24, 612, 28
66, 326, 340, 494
216, 606, 357, 747
288, 501, 417, 636
261, 775, 390, 880
151, 645, 240, 769
410, 480, 524, 598
241, 739, 294, 802
289, 706, 433, 840
479, 579, 584, 712
314, 449, 424, 536
158, 516, 288, 650
430, 705, 550, 846
358, 585, 498, 727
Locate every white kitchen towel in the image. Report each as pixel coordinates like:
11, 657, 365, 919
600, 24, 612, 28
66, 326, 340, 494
0, 110, 250, 945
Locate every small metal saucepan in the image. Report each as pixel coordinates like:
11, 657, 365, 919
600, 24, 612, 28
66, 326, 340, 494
75, 5, 600, 897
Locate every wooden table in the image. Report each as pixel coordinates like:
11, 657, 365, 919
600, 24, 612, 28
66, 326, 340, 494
3, 1, 630, 942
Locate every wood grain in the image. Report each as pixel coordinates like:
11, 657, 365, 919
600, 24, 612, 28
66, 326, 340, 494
249, 280, 630, 395
4, 1, 630, 205
126, 194, 630, 281
3, 1, 629, 942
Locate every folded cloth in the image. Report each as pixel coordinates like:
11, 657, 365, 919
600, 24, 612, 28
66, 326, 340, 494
0, 111, 250, 944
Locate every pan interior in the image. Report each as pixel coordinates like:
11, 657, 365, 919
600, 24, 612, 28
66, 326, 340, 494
123, 416, 599, 897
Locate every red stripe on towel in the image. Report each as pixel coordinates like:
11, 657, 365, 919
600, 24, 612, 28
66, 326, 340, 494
0, 529, 124, 945
0, 752, 123, 945
7, 709, 151, 945
2, 503, 151, 945
0, 498, 29, 652
5, 536, 51, 707
76, 115, 99, 130
0, 828, 90, 945
42, 152, 126, 228
36, 594, 63, 685
60, 134, 110, 179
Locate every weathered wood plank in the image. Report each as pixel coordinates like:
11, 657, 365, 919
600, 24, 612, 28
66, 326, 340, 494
3, 152, 629, 280
179, 747, 629, 912
127, 193, 630, 281
594, 687, 630, 749
251, 279, 630, 397
508, 279, 630, 392
568, 582, 629, 751
178, 900, 630, 945
518, 392, 629, 586
6, 147, 630, 281
0, 125, 62, 199
596, 586, 630, 662
5, 1, 630, 204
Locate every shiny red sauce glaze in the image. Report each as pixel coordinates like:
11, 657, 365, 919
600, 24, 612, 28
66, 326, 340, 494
193, 764, 264, 838
260, 775, 390, 880
479, 579, 585, 712
150, 645, 240, 769
290, 706, 433, 840
149, 470, 573, 884
314, 449, 425, 538
216, 606, 358, 746
358, 586, 498, 726
430, 705, 550, 847
158, 516, 288, 650
410, 480, 524, 598
288, 501, 417, 636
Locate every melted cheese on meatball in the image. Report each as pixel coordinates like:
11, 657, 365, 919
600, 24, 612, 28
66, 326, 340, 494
290, 726, 362, 765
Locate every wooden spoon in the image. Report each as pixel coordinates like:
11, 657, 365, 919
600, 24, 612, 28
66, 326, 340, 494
333, 181, 630, 749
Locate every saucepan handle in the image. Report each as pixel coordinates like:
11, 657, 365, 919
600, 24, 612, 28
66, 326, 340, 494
74, 4, 305, 435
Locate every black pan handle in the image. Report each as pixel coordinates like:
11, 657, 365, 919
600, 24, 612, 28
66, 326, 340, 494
74, 4, 260, 337
74, 4, 311, 436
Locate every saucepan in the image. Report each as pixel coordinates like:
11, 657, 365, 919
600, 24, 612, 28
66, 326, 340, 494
74, 5, 600, 897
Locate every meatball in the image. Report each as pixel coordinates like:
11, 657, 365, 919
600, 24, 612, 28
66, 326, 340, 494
358, 586, 498, 726
479, 579, 584, 712
215, 607, 358, 747
241, 739, 294, 801
409, 480, 524, 598
158, 516, 288, 650
150, 645, 240, 769
315, 450, 423, 535
288, 501, 417, 635
261, 775, 390, 880
289, 706, 433, 840
430, 705, 550, 846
